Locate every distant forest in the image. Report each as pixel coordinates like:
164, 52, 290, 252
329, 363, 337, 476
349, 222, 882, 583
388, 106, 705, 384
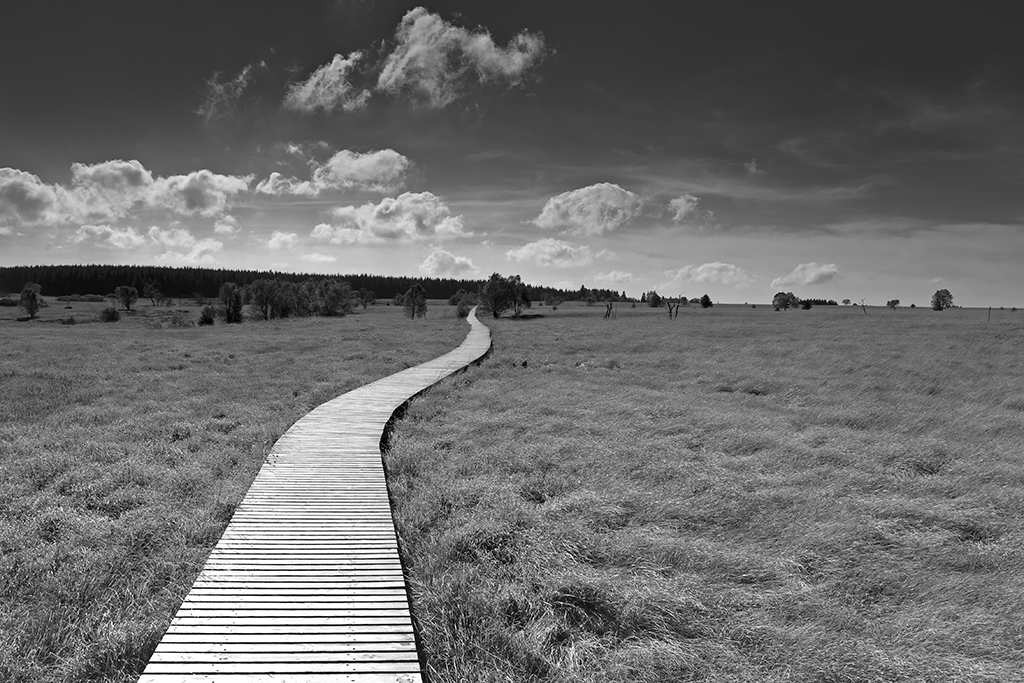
0, 265, 627, 303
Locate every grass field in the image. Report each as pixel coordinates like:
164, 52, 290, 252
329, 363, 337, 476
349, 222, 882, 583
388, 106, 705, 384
386, 303, 1024, 682
0, 298, 466, 683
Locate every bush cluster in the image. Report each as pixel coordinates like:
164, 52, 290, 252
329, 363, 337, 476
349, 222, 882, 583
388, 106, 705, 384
100, 307, 120, 322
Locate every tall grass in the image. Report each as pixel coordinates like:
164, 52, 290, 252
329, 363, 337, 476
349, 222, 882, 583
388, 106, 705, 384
0, 301, 465, 683
386, 304, 1024, 682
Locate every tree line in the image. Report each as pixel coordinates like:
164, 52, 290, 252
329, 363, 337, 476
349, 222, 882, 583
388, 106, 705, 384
0, 265, 628, 304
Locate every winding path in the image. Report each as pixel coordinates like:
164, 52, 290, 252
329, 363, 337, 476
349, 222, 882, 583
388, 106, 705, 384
139, 309, 491, 683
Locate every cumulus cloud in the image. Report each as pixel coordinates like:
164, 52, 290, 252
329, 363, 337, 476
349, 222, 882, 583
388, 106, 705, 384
419, 248, 479, 277
0, 226, 12, 236
0, 168, 63, 224
151, 170, 251, 217
71, 224, 147, 249
669, 194, 700, 223
311, 192, 466, 244
197, 62, 267, 121
376, 7, 547, 108
302, 252, 337, 263
770, 262, 840, 288
267, 231, 300, 250
533, 183, 642, 235
284, 52, 371, 113
593, 270, 634, 285
154, 237, 224, 266
744, 158, 765, 175
4, 161, 250, 225
312, 149, 410, 193
148, 225, 197, 248
662, 262, 755, 290
506, 238, 592, 267
254, 172, 318, 197
214, 215, 240, 234
256, 149, 410, 196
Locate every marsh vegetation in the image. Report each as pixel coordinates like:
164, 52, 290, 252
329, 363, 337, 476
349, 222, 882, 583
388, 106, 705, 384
387, 303, 1024, 682
0, 300, 464, 683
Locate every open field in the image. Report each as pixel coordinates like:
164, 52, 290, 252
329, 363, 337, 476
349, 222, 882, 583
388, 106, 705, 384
386, 303, 1024, 682
0, 299, 466, 683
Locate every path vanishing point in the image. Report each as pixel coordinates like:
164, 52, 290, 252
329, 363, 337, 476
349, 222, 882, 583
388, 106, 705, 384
138, 308, 492, 683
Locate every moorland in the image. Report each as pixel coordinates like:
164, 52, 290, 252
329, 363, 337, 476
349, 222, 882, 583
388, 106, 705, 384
387, 303, 1024, 682
2, 298, 1022, 682
0, 298, 464, 683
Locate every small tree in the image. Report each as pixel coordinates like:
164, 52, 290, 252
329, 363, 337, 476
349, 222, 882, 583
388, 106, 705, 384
699, 294, 713, 309
931, 289, 953, 311
448, 289, 466, 306
143, 281, 163, 307
886, 299, 900, 310
114, 285, 138, 311
358, 288, 375, 309
247, 279, 276, 320
19, 282, 42, 318
800, 299, 813, 310
647, 291, 662, 308
319, 279, 355, 317
404, 284, 427, 319
842, 298, 852, 306
219, 282, 243, 323
479, 273, 512, 318
772, 291, 798, 311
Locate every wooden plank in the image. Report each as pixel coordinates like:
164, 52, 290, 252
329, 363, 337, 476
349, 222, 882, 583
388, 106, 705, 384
138, 308, 489, 682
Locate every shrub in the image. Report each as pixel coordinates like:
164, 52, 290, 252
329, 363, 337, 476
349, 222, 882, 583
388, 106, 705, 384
456, 298, 471, 318
61, 316, 76, 325
100, 307, 120, 322
198, 305, 216, 326
800, 300, 813, 310
0, 297, 18, 307
170, 310, 194, 328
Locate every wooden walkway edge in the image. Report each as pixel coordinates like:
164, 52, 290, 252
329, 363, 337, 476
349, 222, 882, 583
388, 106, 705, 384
138, 308, 492, 683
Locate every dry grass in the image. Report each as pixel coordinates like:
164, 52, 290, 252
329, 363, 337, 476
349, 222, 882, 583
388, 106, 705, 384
386, 303, 1024, 682
0, 299, 466, 683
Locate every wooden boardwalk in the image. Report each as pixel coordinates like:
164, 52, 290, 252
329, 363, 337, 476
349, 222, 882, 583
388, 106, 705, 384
139, 309, 491, 683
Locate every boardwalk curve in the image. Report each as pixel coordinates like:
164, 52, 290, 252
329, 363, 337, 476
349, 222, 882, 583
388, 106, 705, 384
139, 309, 491, 683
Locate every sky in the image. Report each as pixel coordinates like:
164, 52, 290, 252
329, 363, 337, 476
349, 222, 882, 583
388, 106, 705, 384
1, 1, 1022, 306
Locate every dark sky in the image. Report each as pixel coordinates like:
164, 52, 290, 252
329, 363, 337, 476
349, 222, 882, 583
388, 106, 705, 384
2, 1, 1021, 304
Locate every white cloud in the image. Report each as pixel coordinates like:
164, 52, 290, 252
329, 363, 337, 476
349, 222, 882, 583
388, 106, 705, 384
71, 224, 147, 249
928, 276, 944, 284
154, 237, 223, 266
595, 248, 618, 260
267, 231, 300, 250
377, 7, 547, 108
312, 149, 410, 193
69, 159, 154, 220
284, 51, 371, 113
533, 183, 642, 235
419, 248, 479, 277
254, 172, 318, 197
3, 162, 250, 226
214, 215, 239, 234
506, 238, 592, 267
594, 270, 633, 285
302, 252, 337, 263
150, 170, 251, 217
1, 168, 63, 224
311, 192, 466, 244
662, 262, 755, 290
771, 262, 840, 288
669, 194, 700, 223
0, 226, 12, 236
197, 62, 266, 121
744, 158, 765, 175
256, 149, 411, 196
148, 225, 197, 248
